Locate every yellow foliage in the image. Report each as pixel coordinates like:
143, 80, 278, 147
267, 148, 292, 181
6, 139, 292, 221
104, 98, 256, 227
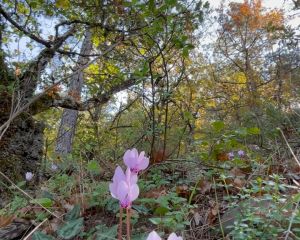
86, 63, 99, 75
234, 72, 247, 84
107, 63, 120, 75
55, 0, 70, 9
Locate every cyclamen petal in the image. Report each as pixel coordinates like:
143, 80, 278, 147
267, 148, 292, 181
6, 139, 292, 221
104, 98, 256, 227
128, 183, 139, 202
123, 148, 149, 173
117, 181, 129, 202
139, 155, 149, 170
113, 166, 126, 182
124, 149, 139, 169
109, 182, 117, 198
110, 166, 126, 200
146, 231, 161, 240
167, 233, 183, 240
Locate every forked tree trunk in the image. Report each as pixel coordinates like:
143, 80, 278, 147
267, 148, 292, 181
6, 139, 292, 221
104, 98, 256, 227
0, 21, 74, 203
55, 30, 92, 156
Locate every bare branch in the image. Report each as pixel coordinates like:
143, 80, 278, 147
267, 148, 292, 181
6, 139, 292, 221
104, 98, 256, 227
0, 4, 51, 47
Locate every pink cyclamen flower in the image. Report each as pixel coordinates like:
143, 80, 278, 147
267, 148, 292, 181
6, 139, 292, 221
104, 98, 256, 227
167, 233, 183, 240
123, 148, 149, 174
25, 172, 33, 181
146, 231, 183, 240
228, 152, 234, 159
109, 166, 139, 208
146, 231, 161, 240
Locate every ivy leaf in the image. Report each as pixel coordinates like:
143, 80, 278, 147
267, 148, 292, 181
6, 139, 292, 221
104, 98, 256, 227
154, 206, 169, 216
65, 204, 81, 221
32, 231, 54, 240
95, 224, 118, 240
57, 218, 84, 239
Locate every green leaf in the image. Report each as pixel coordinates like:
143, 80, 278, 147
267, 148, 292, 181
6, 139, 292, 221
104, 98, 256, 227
95, 224, 118, 240
183, 111, 193, 120
166, 0, 177, 6
235, 127, 248, 137
182, 47, 189, 58
30, 198, 53, 208
149, 217, 162, 225
154, 206, 169, 216
57, 218, 84, 239
149, 0, 155, 11
247, 127, 261, 135
32, 231, 54, 240
65, 204, 81, 221
211, 121, 225, 132
293, 193, 300, 203
132, 233, 148, 240
87, 160, 101, 174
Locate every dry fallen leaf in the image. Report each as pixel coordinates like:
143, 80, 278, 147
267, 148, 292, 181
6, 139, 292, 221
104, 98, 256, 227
198, 179, 212, 194
193, 212, 202, 226
0, 215, 14, 228
233, 178, 245, 188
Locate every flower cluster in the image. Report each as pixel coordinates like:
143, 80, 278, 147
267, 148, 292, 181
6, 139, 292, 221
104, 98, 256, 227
147, 231, 182, 240
109, 148, 149, 208
228, 149, 245, 159
109, 148, 183, 240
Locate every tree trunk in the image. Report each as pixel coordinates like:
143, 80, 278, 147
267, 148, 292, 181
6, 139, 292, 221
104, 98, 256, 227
0, 22, 74, 203
55, 30, 92, 156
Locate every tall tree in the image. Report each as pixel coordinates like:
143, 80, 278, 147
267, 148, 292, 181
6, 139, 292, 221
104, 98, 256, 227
0, 0, 205, 186
215, 0, 284, 113
55, 29, 92, 155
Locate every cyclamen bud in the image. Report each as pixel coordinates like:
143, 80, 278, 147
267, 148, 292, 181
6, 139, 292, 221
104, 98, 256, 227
25, 172, 33, 181
51, 163, 58, 171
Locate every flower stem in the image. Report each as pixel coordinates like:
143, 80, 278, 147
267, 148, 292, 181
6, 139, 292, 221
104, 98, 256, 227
126, 207, 131, 240
118, 207, 123, 240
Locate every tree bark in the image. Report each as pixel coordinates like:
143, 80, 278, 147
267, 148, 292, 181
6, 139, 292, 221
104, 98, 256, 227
55, 30, 92, 155
0, 21, 74, 204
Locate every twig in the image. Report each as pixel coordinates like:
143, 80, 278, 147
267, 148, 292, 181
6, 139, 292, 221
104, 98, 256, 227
212, 177, 225, 240
278, 127, 300, 168
23, 218, 48, 240
284, 200, 300, 240
0, 171, 61, 219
